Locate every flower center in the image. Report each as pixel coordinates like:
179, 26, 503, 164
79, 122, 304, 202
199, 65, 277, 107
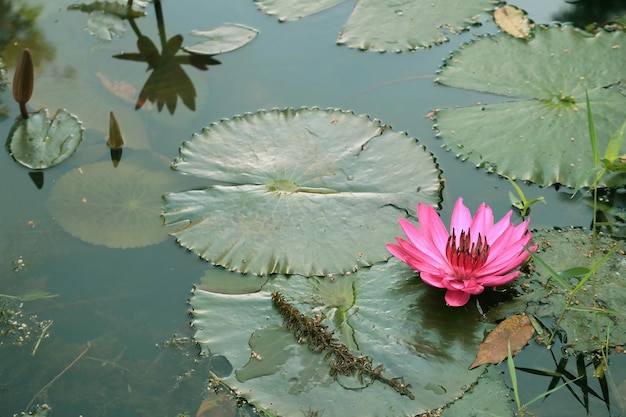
445, 229, 490, 278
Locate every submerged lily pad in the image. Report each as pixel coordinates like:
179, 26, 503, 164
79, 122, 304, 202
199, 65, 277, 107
162, 108, 441, 276
183, 24, 258, 55
9, 109, 83, 169
489, 228, 626, 353
191, 258, 488, 416
435, 25, 626, 188
46, 160, 177, 249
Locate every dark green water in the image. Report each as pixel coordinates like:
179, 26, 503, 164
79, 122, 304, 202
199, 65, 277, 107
0, 0, 624, 416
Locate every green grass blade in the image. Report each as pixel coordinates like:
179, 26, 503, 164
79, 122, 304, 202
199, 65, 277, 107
585, 91, 599, 167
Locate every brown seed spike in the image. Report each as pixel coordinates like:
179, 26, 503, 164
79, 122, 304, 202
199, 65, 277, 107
107, 111, 125, 149
12, 49, 34, 119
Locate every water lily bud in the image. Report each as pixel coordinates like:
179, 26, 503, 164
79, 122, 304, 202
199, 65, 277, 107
12, 48, 34, 118
107, 111, 125, 149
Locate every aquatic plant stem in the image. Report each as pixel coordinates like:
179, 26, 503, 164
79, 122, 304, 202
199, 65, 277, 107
25, 342, 91, 411
31, 320, 53, 356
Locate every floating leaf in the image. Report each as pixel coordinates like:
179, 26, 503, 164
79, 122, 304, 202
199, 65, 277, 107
438, 367, 512, 417
256, 0, 497, 50
489, 228, 626, 352
435, 25, 626, 188
8, 108, 83, 169
183, 24, 258, 55
338, 0, 498, 52
163, 108, 442, 276
493, 4, 532, 40
46, 160, 178, 249
190, 258, 488, 416
469, 314, 535, 369
254, 0, 346, 21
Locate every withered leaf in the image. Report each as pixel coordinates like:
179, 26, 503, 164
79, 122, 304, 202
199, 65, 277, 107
469, 314, 535, 369
493, 5, 532, 40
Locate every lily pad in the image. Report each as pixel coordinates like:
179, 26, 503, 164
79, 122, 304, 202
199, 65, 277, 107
256, 0, 497, 50
435, 25, 626, 188
8, 108, 83, 169
46, 160, 178, 249
338, 0, 498, 52
190, 258, 488, 416
489, 228, 626, 353
183, 24, 258, 55
162, 108, 442, 276
254, 0, 345, 21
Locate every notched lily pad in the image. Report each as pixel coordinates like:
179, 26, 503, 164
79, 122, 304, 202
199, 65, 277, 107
254, 0, 345, 21
338, 0, 498, 52
489, 228, 626, 352
183, 24, 258, 55
8, 108, 83, 169
46, 160, 178, 249
163, 107, 442, 276
435, 25, 626, 188
190, 258, 488, 416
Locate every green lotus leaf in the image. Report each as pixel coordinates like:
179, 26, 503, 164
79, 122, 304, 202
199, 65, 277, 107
489, 228, 626, 353
191, 258, 488, 416
162, 108, 442, 276
254, 0, 345, 21
338, 0, 498, 52
46, 160, 178, 249
435, 25, 626, 188
183, 24, 258, 55
439, 366, 511, 417
255, 0, 497, 51
9, 108, 83, 169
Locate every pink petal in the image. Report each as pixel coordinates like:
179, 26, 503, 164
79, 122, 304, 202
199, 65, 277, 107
478, 271, 521, 286
445, 290, 471, 307
449, 198, 472, 235
468, 202, 494, 242
418, 271, 446, 288
416, 204, 449, 255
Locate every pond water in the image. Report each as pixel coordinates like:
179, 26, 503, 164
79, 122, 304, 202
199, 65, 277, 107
1, 0, 625, 416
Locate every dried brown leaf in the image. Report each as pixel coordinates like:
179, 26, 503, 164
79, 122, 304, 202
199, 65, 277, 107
469, 314, 535, 369
494, 5, 532, 40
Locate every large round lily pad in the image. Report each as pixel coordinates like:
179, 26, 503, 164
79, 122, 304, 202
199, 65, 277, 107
9, 109, 83, 169
435, 25, 626, 188
488, 228, 626, 353
191, 258, 488, 417
46, 160, 178, 249
162, 108, 442, 276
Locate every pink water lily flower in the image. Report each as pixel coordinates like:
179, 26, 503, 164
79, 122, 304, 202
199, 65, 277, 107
387, 197, 537, 307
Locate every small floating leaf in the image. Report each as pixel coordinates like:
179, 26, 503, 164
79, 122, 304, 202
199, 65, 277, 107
254, 0, 345, 21
469, 314, 535, 369
183, 24, 258, 55
493, 4, 532, 40
9, 108, 83, 169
